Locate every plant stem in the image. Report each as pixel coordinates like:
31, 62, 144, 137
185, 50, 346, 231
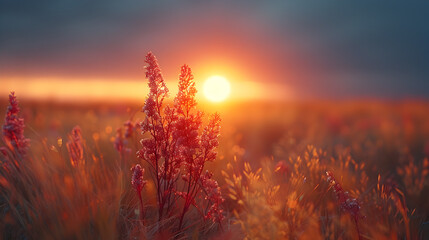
138, 192, 145, 221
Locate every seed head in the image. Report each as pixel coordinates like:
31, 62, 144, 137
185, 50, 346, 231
2, 92, 30, 156
66, 126, 84, 167
131, 164, 147, 194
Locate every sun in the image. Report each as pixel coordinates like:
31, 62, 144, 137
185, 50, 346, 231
203, 76, 231, 102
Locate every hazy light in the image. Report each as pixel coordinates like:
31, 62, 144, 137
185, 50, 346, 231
0, 77, 292, 103
203, 76, 231, 102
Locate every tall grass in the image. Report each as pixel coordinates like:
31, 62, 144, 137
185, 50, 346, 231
1, 56, 429, 239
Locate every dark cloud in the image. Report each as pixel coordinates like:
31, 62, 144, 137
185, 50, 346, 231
244, 1, 429, 98
1, 0, 429, 98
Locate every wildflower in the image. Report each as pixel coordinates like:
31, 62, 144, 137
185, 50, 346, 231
114, 128, 130, 155
199, 113, 221, 163
123, 120, 135, 138
137, 52, 223, 228
137, 138, 157, 166
173, 111, 203, 166
175, 107, 221, 229
174, 64, 197, 114
201, 171, 225, 223
326, 171, 361, 219
66, 126, 84, 167
2, 92, 30, 156
173, 64, 201, 171
142, 52, 168, 121
131, 164, 147, 194
131, 164, 147, 220
114, 128, 124, 153
326, 171, 362, 239
139, 52, 176, 185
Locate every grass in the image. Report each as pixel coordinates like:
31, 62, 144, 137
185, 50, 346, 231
1, 55, 428, 239
1, 99, 429, 239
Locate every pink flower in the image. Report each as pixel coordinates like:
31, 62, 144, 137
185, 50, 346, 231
142, 52, 168, 121
137, 52, 223, 228
123, 120, 135, 138
131, 164, 147, 194
114, 128, 130, 155
175, 64, 197, 114
114, 128, 124, 153
66, 126, 84, 167
131, 164, 147, 220
173, 111, 203, 167
326, 171, 361, 220
2, 92, 30, 156
199, 113, 221, 163
137, 138, 157, 166
201, 171, 224, 223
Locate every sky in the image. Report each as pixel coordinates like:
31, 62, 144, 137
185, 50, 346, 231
1, 1, 429, 101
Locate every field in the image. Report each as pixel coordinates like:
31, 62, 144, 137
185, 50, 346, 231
1, 89, 429, 239
2, 1, 429, 239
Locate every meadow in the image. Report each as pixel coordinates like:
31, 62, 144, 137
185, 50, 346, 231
1, 56, 429, 239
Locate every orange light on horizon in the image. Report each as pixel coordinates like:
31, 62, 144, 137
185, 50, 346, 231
0, 75, 293, 103
0, 78, 150, 102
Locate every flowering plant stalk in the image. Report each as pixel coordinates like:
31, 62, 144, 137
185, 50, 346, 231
137, 52, 224, 229
66, 126, 84, 167
326, 171, 362, 240
2, 92, 30, 159
131, 164, 147, 220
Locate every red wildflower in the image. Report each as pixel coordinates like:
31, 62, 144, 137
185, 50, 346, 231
131, 164, 147, 194
201, 171, 225, 224
137, 53, 223, 228
142, 52, 168, 121
131, 164, 147, 220
123, 120, 135, 138
2, 92, 30, 156
114, 128, 130, 155
66, 126, 84, 167
137, 138, 157, 166
114, 128, 124, 153
326, 171, 361, 218
326, 171, 362, 239
174, 64, 197, 115
199, 113, 221, 163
